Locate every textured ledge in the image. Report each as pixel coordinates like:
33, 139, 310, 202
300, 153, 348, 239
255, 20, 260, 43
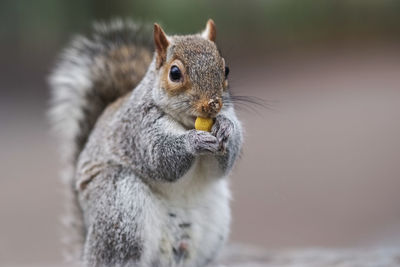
215, 243, 400, 266
6, 244, 400, 266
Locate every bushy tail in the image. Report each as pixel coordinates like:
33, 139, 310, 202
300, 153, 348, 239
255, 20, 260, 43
48, 19, 153, 261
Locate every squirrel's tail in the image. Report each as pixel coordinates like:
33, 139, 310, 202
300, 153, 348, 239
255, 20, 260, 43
48, 19, 153, 261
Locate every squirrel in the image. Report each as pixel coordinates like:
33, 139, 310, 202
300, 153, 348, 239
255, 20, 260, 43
49, 19, 243, 267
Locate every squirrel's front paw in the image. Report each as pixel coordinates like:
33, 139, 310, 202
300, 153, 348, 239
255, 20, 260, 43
211, 115, 234, 152
186, 130, 220, 155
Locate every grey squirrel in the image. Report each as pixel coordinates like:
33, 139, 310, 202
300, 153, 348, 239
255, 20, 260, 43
49, 19, 243, 266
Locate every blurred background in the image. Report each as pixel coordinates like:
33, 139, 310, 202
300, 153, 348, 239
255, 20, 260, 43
1, 0, 400, 265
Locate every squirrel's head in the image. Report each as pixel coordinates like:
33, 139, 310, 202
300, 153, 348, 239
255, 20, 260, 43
152, 19, 229, 127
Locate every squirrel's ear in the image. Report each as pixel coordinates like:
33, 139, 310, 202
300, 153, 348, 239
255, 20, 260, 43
154, 23, 170, 68
201, 19, 216, 42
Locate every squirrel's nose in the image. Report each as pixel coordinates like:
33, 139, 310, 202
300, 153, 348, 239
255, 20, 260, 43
196, 97, 222, 117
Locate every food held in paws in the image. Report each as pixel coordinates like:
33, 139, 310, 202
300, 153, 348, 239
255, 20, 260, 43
195, 117, 213, 132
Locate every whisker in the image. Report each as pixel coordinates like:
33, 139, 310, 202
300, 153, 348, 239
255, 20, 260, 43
222, 92, 276, 116
228, 101, 263, 115
229, 95, 272, 110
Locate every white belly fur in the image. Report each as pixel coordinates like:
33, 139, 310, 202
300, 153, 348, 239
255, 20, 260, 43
143, 157, 231, 267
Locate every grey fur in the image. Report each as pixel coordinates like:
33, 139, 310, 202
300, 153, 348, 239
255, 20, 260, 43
49, 20, 153, 261
50, 19, 243, 267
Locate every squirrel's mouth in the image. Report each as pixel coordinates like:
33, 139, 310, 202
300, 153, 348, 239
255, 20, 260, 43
189, 115, 197, 127
175, 114, 197, 130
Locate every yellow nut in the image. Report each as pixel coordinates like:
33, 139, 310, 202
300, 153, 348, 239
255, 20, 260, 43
195, 117, 213, 132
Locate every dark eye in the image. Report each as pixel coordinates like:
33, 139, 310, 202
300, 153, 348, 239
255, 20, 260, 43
169, 65, 182, 82
224, 66, 230, 79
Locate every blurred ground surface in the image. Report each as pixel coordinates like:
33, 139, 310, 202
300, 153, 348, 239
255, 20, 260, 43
1, 45, 400, 265
5, 244, 400, 267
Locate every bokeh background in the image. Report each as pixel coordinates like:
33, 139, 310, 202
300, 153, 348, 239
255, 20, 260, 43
1, 0, 400, 265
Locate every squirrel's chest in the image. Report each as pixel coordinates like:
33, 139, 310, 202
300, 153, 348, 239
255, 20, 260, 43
146, 158, 231, 266
153, 156, 224, 199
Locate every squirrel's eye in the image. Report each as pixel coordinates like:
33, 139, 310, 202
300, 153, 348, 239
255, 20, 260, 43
224, 66, 230, 79
169, 65, 182, 82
